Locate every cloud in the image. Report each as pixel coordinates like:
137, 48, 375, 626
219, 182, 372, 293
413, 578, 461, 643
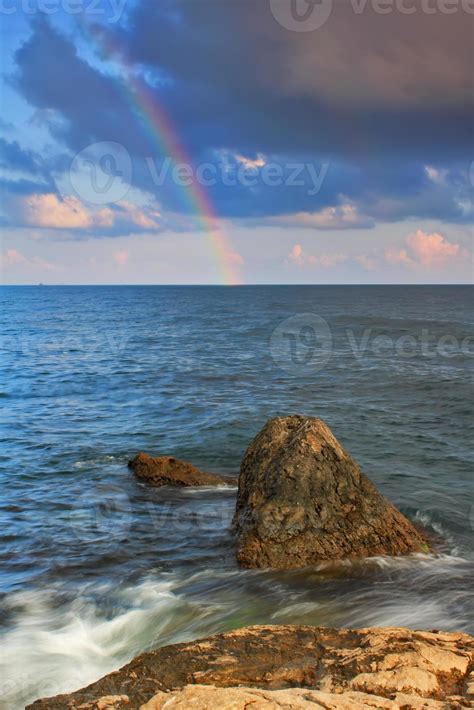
116, 201, 161, 230
1, 248, 55, 272
2, 248, 26, 266
0, 138, 45, 177
385, 229, 466, 268
125, 1, 472, 109
385, 246, 413, 267
234, 153, 266, 170
288, 243, 346, 269
3, 191, 162, 236
113, 249, 129, 266
272, 203, 373, 230
24, 194, 97, 229
289, 243, 304, 266
8, 17, 472, 226
407, 229, 462, 266
424, 165, 447, 185
0, 138, 55, 197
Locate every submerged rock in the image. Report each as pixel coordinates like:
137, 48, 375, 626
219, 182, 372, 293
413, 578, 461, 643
27, 624, 474, 708
233, 415, 430, 568
128, 453, 230, 487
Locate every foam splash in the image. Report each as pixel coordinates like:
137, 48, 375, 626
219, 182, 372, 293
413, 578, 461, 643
0, 579, 207, 709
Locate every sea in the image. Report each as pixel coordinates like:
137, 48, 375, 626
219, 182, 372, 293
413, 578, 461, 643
1, 285, 473, 708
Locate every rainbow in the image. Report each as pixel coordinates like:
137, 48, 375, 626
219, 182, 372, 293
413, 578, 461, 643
83, 21, 242, 285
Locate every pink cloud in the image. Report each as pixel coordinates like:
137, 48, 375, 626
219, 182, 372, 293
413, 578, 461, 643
288, 243, 346, 268
384, 246, 413, 267
1, 248, 55, 272
24, 194, 93, 229
2, 249, 27, 266
407, 229, 461, 266
16, 194, 161, 232
289, 243, 304, 266
114, 250, 129, 267
385, 230, 465, 269
234, 152, 266, 169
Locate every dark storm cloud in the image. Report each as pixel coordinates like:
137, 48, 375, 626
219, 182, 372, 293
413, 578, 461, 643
9, 4, 474, 226
123, 0, 473, 159
0, 137, 47, 178
0, 138, 56, 198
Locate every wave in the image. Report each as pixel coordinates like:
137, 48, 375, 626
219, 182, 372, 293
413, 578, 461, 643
0, 578, 213, 710
1, 548, 473, 709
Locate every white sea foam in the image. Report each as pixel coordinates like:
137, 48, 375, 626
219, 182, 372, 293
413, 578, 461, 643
0, 578, 204, 710
73, 455, 123, 469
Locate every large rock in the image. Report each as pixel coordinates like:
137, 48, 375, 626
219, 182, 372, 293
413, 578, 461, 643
128, 453, 230, 487
233, 415, 430, 568
27, 624, 474, 708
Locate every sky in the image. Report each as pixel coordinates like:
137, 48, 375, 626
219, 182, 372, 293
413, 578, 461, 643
0, 0, 473, 284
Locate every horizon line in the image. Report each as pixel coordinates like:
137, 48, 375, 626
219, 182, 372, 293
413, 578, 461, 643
1, 283, 472, 288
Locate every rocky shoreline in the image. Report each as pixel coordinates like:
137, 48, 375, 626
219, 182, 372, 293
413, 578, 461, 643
30, 416, 460, 709
27, 624, 474, 708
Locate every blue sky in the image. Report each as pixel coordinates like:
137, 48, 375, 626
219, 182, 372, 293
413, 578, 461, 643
0, 0, 473, 284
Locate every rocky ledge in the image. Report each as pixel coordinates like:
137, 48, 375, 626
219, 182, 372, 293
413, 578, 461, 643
28, 624, 474, 709
234, 415, 430, 568
128, 453, 231, 487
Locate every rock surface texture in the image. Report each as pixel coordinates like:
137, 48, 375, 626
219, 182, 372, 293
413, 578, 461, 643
128, 453, 229, 487
233, 415, 430, 568
27, 625, 474, 709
